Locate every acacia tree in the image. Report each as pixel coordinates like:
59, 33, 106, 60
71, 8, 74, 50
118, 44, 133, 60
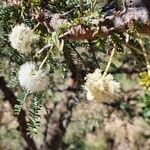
0, 0, 150, 150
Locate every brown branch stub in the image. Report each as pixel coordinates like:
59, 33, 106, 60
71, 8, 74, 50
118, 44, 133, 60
60, 18, 150, 41
140, 24, 150, 35
60, 24, 109, 40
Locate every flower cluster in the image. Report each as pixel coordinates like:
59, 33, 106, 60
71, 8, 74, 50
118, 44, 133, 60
83, 69, 120, 103
9, 24, 34, 55
18, 62, 49, 93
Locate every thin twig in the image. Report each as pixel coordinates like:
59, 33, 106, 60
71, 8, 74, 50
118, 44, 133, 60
103, 46, 116, 77
70, 43, 87, 69
138, 36, 150, 76
79, 0, 84, 15
88, 40, 100, 68
39, 46, 53, 69
125, 43, 143, 55
37, 44, 52, 54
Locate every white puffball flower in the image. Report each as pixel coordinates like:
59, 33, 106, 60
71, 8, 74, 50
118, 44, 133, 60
18, 62, 49, 93
83, 69, 120, 103
9, 24, 34, 55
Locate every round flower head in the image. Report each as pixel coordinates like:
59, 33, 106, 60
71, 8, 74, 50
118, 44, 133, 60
83, 69, 120, 103
18, 62, 49, 93
9, 24, 34, 55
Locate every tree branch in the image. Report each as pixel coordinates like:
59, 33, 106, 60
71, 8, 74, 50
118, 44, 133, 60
59, 14, 150, 41
0, 77, 37, 150
41, 43, 80, 150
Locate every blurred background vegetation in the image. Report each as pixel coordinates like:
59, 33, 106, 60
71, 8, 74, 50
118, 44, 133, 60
0, 0, 150, 150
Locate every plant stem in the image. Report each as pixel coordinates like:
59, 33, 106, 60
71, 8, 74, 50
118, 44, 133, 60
33, 22, 40, 31
138, 37, 150, 76
70, 43, 87, 69
24, 91, 29, 101
37, 44, 52, 54
103, 46, 116, 77
39, 46, 53, 70
88, 40, 100, 68
79, 0, 83, 15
